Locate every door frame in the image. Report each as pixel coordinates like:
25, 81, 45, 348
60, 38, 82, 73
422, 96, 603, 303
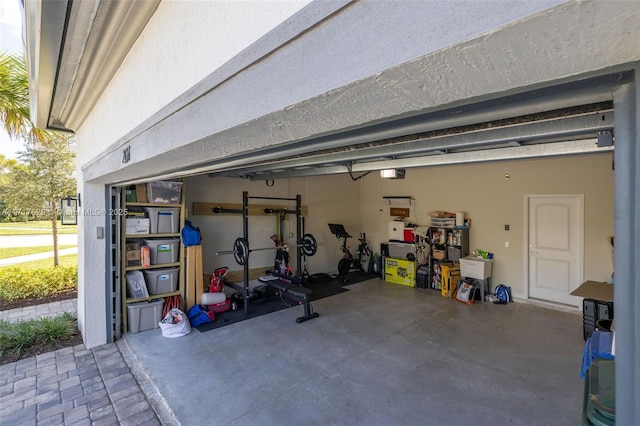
522, 193, 584, 306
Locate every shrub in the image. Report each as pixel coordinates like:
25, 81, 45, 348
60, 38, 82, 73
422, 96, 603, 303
0, 266, 77, 301
0, 312, 77, 358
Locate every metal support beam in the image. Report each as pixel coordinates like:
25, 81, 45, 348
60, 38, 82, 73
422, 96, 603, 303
215, 110, 614, 178
613, 77, 640, 425
250, 139, 611, 180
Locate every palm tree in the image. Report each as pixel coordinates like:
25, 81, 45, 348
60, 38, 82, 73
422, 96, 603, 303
0, 52, 57, 144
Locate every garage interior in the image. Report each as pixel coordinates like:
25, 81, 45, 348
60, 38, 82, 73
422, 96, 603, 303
115, 76, 619, 425
21, 0, 637, 422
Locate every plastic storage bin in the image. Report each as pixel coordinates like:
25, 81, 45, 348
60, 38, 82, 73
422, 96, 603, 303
143, 238, 180, 264
142, 267, 179, 295
146, 181, 182, 204
126, 298, 164, 333
125, 271, 149, 299
143, 207, 180, 234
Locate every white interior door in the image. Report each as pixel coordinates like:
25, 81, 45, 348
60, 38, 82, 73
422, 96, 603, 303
527, 194, 584, 306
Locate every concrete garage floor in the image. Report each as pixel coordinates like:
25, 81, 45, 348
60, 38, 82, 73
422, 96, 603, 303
123, 278, 585, 425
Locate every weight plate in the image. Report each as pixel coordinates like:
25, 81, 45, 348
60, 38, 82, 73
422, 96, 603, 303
233, 237, 249, 265
301, 233, 317, 256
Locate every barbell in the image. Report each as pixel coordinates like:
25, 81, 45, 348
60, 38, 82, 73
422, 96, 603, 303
216, 233, 319, 265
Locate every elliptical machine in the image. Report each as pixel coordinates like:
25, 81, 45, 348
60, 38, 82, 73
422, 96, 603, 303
328, 224, 371, 282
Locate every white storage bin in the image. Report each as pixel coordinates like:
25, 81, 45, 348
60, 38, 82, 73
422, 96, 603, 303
142, 268, 179, 295
125, 271, 149, 299
459, 256, 493, 279
143, 207, 180, 234
127, 298, 164, 333
143, 238, 180, 264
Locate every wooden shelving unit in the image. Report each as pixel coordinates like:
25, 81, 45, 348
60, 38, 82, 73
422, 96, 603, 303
120, 185, 185, 333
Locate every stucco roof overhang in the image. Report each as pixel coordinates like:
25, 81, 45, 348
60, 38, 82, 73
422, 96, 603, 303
23, 0, 160, 131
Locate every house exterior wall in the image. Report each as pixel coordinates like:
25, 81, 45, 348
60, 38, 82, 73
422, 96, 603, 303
71, 0, 639, 349
75, 0, 574, 182
75, 176, 109, 348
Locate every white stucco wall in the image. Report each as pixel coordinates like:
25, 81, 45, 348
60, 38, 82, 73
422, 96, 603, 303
76, 175, 109, 348
75, 0, 312, 169
76, 0, 576, 180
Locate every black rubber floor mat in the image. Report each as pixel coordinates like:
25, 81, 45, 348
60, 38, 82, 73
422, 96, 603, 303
195, 279, 349, 332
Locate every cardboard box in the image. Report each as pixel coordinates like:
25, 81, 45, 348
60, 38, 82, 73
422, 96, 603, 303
126, 218, 150, 235
570, 281, 614, 302
126, 242, 141, 267
384, 258, 415, 287
135, 183, 148, 203
440, 263, 460, 297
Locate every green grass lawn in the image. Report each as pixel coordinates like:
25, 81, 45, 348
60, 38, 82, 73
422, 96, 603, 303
0, 254, 78, 269
0, 221, 78, 235
0, 245, 77, 260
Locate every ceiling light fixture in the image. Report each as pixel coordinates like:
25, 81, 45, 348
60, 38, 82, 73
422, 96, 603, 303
380, 169, 406, 179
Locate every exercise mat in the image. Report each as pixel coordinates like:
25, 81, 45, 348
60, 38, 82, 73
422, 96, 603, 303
195, 279, 349, 332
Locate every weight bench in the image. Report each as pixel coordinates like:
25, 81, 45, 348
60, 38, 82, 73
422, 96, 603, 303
258, 277, 319, 323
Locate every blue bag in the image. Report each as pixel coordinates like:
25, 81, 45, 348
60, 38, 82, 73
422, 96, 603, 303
493, 284, 512, 304
181, 220, 201, 247
187, 304, 214, 327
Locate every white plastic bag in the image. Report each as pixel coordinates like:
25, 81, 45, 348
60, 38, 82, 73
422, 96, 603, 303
159, 308, 191, 338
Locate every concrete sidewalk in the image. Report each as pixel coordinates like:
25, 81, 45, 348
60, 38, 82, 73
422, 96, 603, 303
0, 298, 78, 323
0, 300, 165, 425
0, 247, 78, 267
